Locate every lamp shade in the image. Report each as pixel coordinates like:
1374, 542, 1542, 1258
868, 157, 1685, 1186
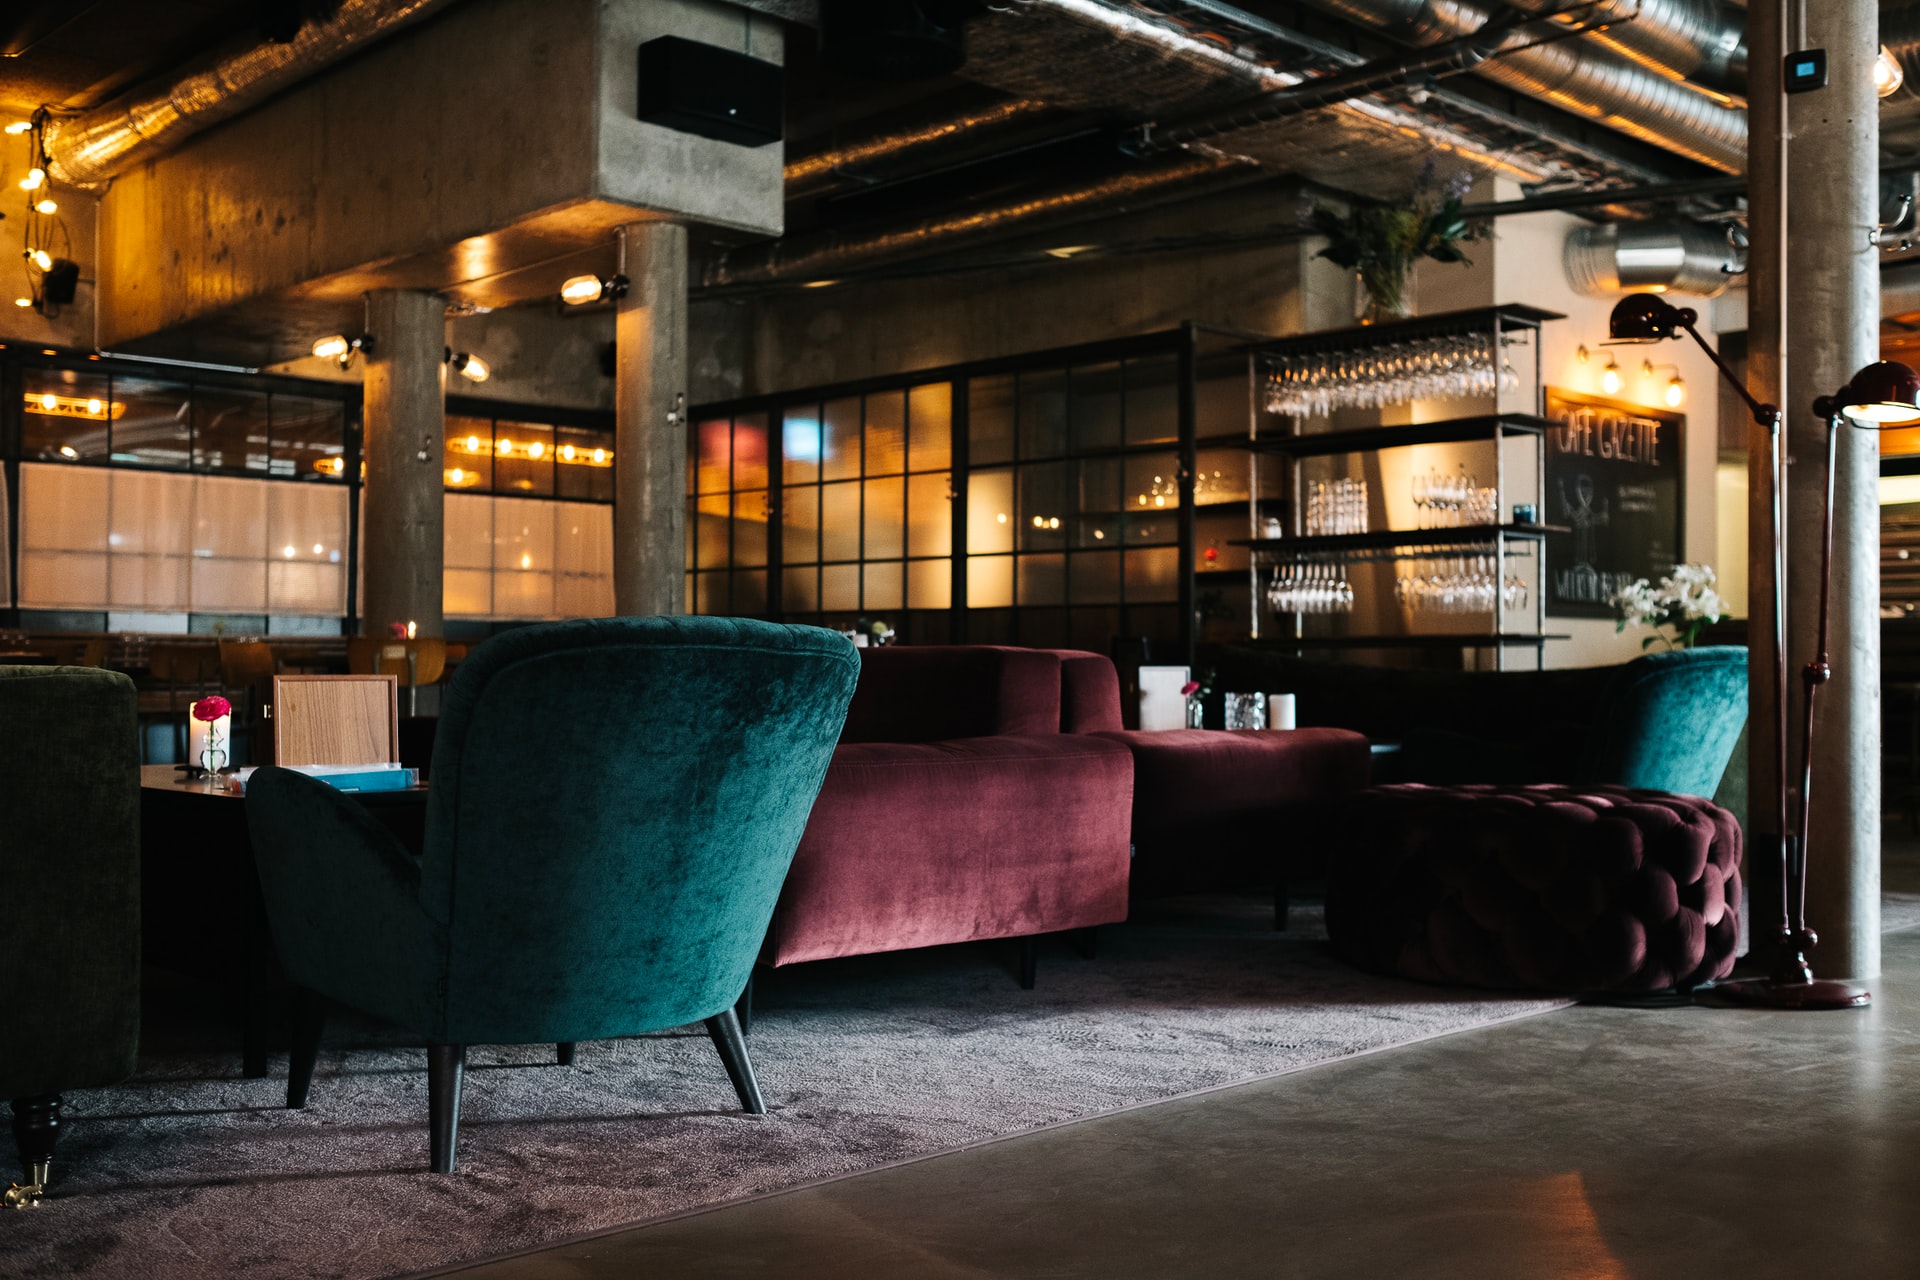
1818, 361, 1920, 426
1606, 294, 1698, 344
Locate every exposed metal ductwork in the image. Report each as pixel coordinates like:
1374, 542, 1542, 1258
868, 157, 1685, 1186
1564, 220, 1742, 297
785, 99, 1056, 196
1293, 0, 1748, 172
1501, 0, 1747, 96
708, 150, 1259, 287
44, 0, 459, 188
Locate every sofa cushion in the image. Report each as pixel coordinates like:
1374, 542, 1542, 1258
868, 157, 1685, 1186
1050, 650, 1126, 733
839, 646, 1062, 743
764, 734, 1134, 965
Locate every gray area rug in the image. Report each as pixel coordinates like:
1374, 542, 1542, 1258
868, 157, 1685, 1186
4, 898, 1573, 1279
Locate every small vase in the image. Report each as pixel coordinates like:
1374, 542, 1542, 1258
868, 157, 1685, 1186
1356, 267, 1414, 325
1186, 695, 1206, 729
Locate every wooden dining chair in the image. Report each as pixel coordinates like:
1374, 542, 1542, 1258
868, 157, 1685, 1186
347, 637, 448, 717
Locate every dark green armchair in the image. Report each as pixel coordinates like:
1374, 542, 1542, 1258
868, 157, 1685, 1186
0, 667, 141, 1207
244, 617, 859, 1173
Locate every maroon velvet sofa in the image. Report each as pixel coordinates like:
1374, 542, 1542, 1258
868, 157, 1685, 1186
760, 647, 1134, 983
1052, 651, 1373, 917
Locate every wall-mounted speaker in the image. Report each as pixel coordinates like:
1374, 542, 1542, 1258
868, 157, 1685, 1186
637, 36, 783, 148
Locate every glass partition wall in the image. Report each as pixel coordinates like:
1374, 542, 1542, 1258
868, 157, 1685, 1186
0, 352, 617, 636
689, 327, 1242, 663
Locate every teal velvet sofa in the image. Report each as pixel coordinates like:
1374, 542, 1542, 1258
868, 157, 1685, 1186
0, 666, 142, 1206
244, 617, 859, 1173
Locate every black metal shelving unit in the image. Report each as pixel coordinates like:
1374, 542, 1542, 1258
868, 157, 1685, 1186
1243, 304, 1566, 670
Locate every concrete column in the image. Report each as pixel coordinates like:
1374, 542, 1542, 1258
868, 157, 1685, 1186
614, 221, 690, 617
1746, 0, 1790, 963
1785, 0, 1881, 980
360, 289, 446, 638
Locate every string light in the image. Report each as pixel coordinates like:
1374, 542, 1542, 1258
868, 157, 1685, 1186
18, 167, 44, 191
33, 199, 55, 215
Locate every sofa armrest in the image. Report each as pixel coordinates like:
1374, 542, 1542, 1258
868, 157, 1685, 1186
840, 646, 1062, 741
245, 767, 446, 1033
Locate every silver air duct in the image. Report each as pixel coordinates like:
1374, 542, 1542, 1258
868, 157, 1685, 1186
785, 100, 1056, 195
1294, 0, 1747, 172
45, 0, 459, 188
1501, 0, 1746, 95
1565, 221, 1741, 298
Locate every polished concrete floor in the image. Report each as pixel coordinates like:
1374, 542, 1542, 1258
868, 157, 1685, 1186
446, 852, 1920, 1280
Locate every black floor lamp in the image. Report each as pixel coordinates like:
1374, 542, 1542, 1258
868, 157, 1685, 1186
1606, 294, 1920, 1009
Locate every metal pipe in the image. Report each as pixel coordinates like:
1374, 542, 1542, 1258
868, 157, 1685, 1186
1499, 0, 1747, 93
1294, 0, 1748, 171
785, 100, 1056, 196
44, 0, 460, 188
705, 151, 1258, 287
1564, 220, 1740, 296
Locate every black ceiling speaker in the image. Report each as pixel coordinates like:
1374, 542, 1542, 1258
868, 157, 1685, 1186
42, 258, 79, 306
637, 37, 784, 147
818, 0, 984, 80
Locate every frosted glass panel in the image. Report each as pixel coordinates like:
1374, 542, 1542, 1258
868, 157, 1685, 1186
268, 561, 342, 615
968, 555, 1013, 608
783, 566, 819, 611
821, 482, 860, 562
114, 470, 194, 557
696, 494, 731, 568
494, 568, 555, 618
864, 391, 905, 477
733, 491, 768, 567
863, 561, 903, 610
907, 383, 951, 472
906, 472, 951, 558
908, 558, 951, 609
731, 414, 769, 493
114, 549, 192, 610
187, 558, 264, 612
967, 468, 1013, 554
554, 570, 613, 618
446, 569, 492, 618
823, 398, 861, 482
782, 485, 820, 564
494, 500, 556, 572
821, 564, 859, 611
21, 552, 108, 609
863, 477, 903, 560
555, 504, 613, 579
21, 464, 107, 551
1017, 553, 1066, 605
783, 406, 822, 486
445, 494, 494, 570
1125, 546, 1181, 603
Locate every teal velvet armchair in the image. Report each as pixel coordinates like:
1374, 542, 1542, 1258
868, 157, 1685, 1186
244, 617, 859, 1173
0, 667, 141, 1206
1574, 645, 1748, 797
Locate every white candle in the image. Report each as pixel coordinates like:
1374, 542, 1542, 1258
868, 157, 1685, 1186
1267, 693, 1296, 731
187, 713, 233, 770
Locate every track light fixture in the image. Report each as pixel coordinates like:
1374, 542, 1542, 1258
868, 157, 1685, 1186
560, 273, 629, 306
445, 349, 490, 383
312, 334, 372, 368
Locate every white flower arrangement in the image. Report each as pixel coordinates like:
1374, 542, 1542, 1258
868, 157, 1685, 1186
1613, 563, 1726, 650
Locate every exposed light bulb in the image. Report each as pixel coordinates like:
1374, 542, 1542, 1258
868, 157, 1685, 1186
39, 393, 55, 409
520, 552, 533, 569
1601, 357, 1623, 395
33, 199, 55, 214
466, 434, 481, 451
18, 167, 44, 191
28, 249, 51, 270
12, 297, 29, 308
4, 122, 31, 135
283, 545, 296, 559
311, 334, 351, 360
59, 445, 77, 459
527, 440, 544, 459
560, 444, 576, 461
592, 447, 606, 464
560, 274, 606, 305
1665, 375, 1686, 408
497, 438, 513, 454
451, 351, 489, 382
1878, 45, 1905, 98
449, 468, 466, 484
86, 398, 102, 414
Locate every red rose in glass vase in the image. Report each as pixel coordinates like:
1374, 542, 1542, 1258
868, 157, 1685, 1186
191, 695, 232, 773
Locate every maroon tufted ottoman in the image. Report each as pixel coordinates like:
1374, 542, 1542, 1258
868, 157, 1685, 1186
1326, 784, 1742, 993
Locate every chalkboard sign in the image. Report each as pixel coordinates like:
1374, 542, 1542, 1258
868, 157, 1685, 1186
1543, 387, 1685, 618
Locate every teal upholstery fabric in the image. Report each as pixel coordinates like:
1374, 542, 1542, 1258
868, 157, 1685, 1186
1576, 646, 1748, 798
246, 617, 858, 1046
0, 667, 141, 1100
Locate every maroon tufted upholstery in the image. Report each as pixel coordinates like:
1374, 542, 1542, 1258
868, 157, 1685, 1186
1326, 784, 1742, 993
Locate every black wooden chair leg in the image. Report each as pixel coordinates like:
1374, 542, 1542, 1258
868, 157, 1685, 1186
1274, 882, 1291, 932
10, 1095, 61, 1199
704, 1008, 765, 1115
428, 1045, 467, 1174
287, 987, 328, 1110
736, 972, 754, 1036
1018, 935, 1038, 989
556, 1042, 576, 1066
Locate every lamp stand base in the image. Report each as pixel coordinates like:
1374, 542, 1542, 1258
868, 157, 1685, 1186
1695, 978, 1872, 1010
